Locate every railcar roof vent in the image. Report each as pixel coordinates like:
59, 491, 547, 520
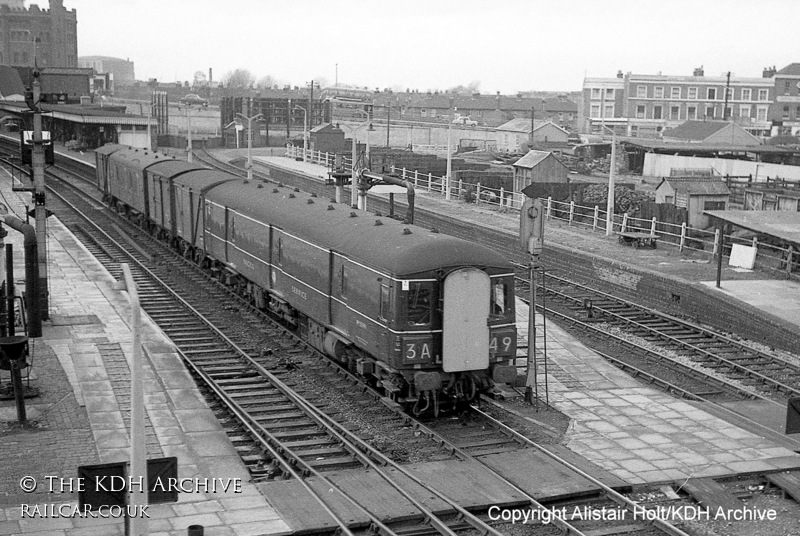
330, 198, 337, 203
243, 180, 249, 184
350, 212, 358, 218
311, 193, 318, 198
273, 189, 279, 193
257, 183, 263, 188
430, 228, 439, 233
402, 228, 412, 235
294, 187, 300, 192
307, 199, 314, 204
289, 193, 296, 199
327, 205, 335, 210
374, 219, 383, 226
278, 182, 284, 187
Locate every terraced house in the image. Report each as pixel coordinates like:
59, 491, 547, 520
581, 66, 777, 139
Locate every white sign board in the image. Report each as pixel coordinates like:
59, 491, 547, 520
369, 184, 407, 194
729, 243, 756, 270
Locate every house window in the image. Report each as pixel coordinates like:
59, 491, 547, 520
636, 105, 645, 119
636, 85, 647, 98
758, 89, 769, 101
739, 105, 751, 118
605, 88, 614, 98
687, 106, 697, 119
430, 109, 437, 118
688, 87, 698, 99
604, 104, 614, 117
670, 106, 680, 120
756, 106, 768, 121
665, 196, 674, 204
796, 106, 800, 119
630, 125, 639, 137
785, 80, 792, 95
590, 104, 600, 118
707, 87, 717, 100
705, 106, 715, 118
654, 86, 664, 98
741, 88, 751, 101
725, 87, 733, 100
653, 106, 662, 119
591, 88, 601, 99
670, 87, 681, 99
783, 106, 790, 119
420, 108, 427, 117
703, 201, 726, 211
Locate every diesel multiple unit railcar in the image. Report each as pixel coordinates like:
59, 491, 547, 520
95, 146, 518, 415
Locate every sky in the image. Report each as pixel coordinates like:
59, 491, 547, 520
51, 0, 800, 94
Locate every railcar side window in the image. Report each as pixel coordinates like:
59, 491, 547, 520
407, 282, 431, 325
379, 284, 390, 321
491, 282, 508, 317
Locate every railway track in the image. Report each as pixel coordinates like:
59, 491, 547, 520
32, 148, 701, 535
42, 159, 528, 536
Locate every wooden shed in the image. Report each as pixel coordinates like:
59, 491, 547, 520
309, 123, 348, 154
655, 177, 731, 228
512, 150, 569, 193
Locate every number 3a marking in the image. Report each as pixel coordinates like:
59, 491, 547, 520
405, 343, 431, 360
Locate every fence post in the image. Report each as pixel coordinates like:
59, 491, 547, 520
546, 197, 552, 219
402, 167, 407, 182
593, 206, 599, 231
712, 228, 721, 257
499, 187, 505, 208
679, 222, 687, 252
650, 217, 657, 236
620, 213, 628, 233
458, 178, 463, 199
476, 183, 482, 204
428, 173, 432, 192
391, 165, 395, 174
568, 201, 575, 225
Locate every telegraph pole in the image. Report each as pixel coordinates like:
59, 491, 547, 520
31, 69, 49, 318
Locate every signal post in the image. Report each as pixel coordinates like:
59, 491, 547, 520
519, 195, 544, 406
28, 69, 49, 318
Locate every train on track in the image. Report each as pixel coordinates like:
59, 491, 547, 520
94, 145, 518, 415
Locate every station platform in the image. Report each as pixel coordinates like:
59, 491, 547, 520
0, 172, 289, 535
514, 300, 800, 486
1, 148, 799, 534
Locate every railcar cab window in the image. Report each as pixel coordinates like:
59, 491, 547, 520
406, 282, 432, 326
490, 280, 512, 320
379, 283, 390, 321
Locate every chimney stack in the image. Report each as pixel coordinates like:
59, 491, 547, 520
762, 66, 777, 78
693, 66, 704, 77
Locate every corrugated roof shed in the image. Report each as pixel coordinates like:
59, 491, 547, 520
659, 178, 731, 195
514, 150, 561, 169
663, 121, 728, 141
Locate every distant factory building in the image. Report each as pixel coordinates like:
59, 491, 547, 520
78, 55, 135, 83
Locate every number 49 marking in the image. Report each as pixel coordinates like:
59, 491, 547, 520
490, 336, 513, 353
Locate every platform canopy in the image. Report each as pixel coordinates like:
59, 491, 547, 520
704, 210, 800, 246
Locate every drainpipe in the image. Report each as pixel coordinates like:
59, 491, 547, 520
1, 216, 42, 338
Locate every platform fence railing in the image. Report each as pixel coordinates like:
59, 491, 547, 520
283, 145, 799, 278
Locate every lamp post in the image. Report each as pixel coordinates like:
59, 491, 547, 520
237, 112, 263, 182
445, 100, 455, 200
293, 106, 308, 162
185, 106, 195, 163
602, 125, 618, 236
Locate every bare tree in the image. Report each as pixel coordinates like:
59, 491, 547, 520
222, 69, 256, 93
256, 75, 280, 89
